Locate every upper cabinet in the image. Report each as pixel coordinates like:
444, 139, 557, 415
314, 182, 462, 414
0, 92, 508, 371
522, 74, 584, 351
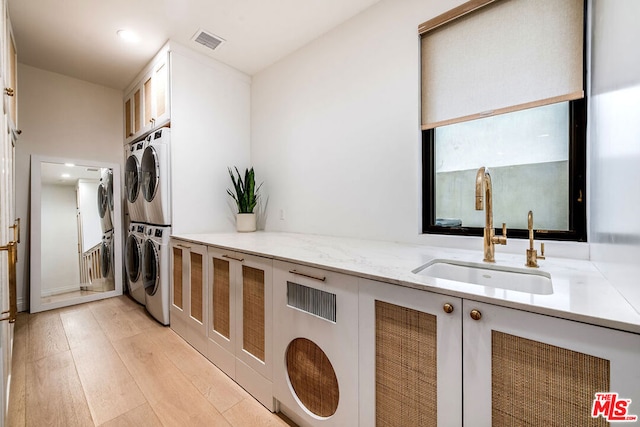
3, 2, 17, 133
124, 46, 170, 143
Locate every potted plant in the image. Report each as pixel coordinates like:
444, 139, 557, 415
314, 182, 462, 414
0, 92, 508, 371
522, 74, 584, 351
227, 166, 262, 232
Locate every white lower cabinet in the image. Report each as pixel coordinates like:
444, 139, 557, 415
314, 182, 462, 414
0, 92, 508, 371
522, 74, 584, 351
359, 279, 462, 427
170, 239, 207, 355
206, 247, 274, 410
463, 299, 640, 427
359, 280, 640, 426
272, 261, 360, 427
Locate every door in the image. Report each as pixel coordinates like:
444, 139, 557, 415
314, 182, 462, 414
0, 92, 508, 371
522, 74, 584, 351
0, 4, 18, 421
125, 233, 142, 291
359, 279, 462, 427
463, 300, 640, 426
141, 145, 159, 204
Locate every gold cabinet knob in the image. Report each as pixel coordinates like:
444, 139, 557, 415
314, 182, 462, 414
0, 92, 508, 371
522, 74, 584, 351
443, 303, 454, 314
4, 87, 14, 96
470, 309, 482, 321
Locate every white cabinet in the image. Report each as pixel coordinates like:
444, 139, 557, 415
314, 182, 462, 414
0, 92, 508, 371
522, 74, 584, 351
124, 48, 170, 143
123, 83, 142, 141
359, 281, 640, 426
359, 279, 462, 427
463, 300, 640, 426
170, 239, 207, 355
207, 246, 273, 410
272, 261, 359, 427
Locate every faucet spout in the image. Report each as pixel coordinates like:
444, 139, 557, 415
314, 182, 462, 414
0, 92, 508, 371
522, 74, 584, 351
475, 167, 506, 263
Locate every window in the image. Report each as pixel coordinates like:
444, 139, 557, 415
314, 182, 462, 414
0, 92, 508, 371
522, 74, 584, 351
419, 0, 587, 241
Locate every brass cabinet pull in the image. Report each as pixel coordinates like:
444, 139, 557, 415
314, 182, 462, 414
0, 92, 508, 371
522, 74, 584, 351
4, 87, 14, 96
175, 244, 191, 249
0, 221, 19, 323
222, 254, 244, 262
289, 270, 326, 282
443, 303, 454, 314
470, 309, 482, 321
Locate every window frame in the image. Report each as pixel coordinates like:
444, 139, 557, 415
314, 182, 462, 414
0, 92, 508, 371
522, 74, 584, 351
420, 0, 588, 242
421, 98, 587, 241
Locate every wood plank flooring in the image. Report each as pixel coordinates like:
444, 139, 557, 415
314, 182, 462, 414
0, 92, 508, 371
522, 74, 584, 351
7, 295, 295, 427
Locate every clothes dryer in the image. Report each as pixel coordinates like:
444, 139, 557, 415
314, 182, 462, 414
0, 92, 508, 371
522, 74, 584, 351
142, 224, 170, 325
141, 127, 171, 226
125, 222, 146, 305
124, 140, 147, 223
97, 168, 113, 233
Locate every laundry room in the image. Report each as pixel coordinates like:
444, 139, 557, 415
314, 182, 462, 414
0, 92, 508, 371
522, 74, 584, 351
3, 0, 640, 426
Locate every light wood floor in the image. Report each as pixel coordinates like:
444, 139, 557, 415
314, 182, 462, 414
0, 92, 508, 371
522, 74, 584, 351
6, 295, 296, 427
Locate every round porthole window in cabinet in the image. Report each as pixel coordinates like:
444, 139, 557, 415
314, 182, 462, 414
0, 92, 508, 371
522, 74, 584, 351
273, 262, 359, 427
286, 338, 339, 418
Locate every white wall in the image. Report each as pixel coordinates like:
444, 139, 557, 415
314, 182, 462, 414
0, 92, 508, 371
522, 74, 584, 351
77, 179, 102, 251
16, 64, 123, 311
252, 0, 468, 243
589, 0, 640, 312
40, 184, 80, 295
170, 44, 251, 234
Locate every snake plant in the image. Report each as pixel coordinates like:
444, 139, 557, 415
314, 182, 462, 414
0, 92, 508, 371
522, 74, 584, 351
227, 166, 262, 213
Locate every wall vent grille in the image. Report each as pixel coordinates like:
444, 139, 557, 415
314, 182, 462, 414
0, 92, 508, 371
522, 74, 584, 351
192, 29, 225, 51
287, 281, 336, 323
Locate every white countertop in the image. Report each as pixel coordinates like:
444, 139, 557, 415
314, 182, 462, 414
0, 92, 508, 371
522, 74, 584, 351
172, 231, 640, 334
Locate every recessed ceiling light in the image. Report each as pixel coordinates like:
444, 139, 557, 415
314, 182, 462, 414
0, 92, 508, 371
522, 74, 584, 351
61, 173, 71, 178
64, 163, 75, 167
117, 29, 140, 43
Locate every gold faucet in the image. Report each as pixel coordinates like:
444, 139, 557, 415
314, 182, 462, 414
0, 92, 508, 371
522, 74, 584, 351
525, 210, 545, 268
475, 167, 507, 263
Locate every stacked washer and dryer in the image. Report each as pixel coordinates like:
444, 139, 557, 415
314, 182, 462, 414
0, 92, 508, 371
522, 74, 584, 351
124, 127, 172, 325
98, 168, 115, 287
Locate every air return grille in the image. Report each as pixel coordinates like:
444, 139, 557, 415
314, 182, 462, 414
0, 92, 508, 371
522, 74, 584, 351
287, 281, 336, 322
192, 29, 224, 51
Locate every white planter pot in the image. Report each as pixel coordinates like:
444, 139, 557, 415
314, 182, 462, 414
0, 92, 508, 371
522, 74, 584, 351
236, 213, 256, 232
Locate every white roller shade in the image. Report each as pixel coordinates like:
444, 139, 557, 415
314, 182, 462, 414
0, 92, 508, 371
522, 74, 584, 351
420, 0, 584, 129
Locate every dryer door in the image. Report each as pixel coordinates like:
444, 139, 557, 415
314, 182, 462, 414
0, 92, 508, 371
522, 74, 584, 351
141, 146, 160, 203
97, 183, 108, 219
125, 234, 141, 288
125, 155, 140, 203
142, 239, 159, 296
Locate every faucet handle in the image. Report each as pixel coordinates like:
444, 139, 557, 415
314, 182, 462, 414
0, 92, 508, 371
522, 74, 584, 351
538, 243, 546, 260
493, 223, 508, 245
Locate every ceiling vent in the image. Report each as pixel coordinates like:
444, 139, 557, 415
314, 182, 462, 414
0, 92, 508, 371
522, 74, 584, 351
192, 29, 225, 51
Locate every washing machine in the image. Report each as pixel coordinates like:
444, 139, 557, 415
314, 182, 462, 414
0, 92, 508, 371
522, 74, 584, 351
100, 229, 114, 283
125, 222, 146, 305
124, 139, 147, 223
141, 127, 171, 226
97, 169, 113, 233
142, 224, 171, 325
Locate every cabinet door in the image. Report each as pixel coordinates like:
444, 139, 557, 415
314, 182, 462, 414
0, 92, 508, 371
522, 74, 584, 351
169, 240, 207, 354
141, 69, 154, 135
273, 261, 359, 426
235, 253, 273, 410
170, 240, 189, 339
152, 57, 170, 127
463, 300, 640, 426
185, 243, 207, 354
206, 247, 238, 378
4, 17, 16, 131
124, 83, 142, 143
359, 279, 462, 427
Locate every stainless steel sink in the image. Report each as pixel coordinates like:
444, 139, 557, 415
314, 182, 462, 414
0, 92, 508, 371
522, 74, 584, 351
413, 259, 553, 295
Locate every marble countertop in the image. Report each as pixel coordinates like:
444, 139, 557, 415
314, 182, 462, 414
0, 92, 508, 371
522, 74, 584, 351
172, 231, 640, 334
